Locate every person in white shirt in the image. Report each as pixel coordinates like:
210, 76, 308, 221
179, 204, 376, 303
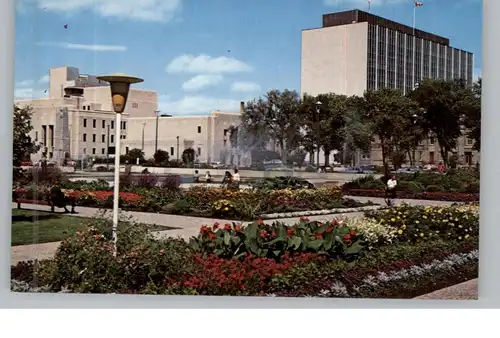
232, 169, 241, 188
385, 175, 398, 206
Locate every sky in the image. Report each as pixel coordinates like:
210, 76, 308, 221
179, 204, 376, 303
14, 0, 482, 115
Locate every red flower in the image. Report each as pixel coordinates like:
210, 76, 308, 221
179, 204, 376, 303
343, 234, 351, 243
300, 216, 309, 222
331, 220, 338, 227
314, 233, 323, 240
260, 231, 268, 239
257, 218, 264, 225
213, 222, 220, 229
208, 232, 216, 240
287, 229, 294, 237
224, 224, 232, 231
325, 227, 333, 233
350, 230, 357, 237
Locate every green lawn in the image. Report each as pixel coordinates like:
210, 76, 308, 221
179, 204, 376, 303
11, 209, 175, 246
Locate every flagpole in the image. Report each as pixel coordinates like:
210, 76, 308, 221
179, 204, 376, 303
412, 3, 416, 90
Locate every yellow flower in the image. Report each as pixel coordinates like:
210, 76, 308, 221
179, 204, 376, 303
420, 233, 424, 237
423, 215, 427, 219
398, 230, 403, 234
459, 236, 463, 240
458, 225, 463, 228
391, 218, 396, 222
224, 207, 229, 211
415, 220, 420, 224
436, 230, 440, 234
465, 234, 470, 239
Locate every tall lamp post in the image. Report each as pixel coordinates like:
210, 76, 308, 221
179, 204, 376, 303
315, 101, 322, 171
96, 73, 144, 256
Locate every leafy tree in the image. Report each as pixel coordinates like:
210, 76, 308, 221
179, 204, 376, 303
341, 97, 373, 165
464, 78, 481, 150
182, 148, 195, 165
358, 88, 419, 176
241, 89, 302, 163
122, 148, 145, 164
154, 149, 169, 164
13, 105, 39, 167
300, 93, 347, 166
409, 79, 468, 166
13, 105, 40, 181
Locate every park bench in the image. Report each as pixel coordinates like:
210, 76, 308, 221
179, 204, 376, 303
13, 186, 77, 213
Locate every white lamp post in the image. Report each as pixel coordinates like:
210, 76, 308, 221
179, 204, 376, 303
96, 73, 144, 256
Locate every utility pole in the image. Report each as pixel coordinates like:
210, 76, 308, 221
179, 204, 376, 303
176, 135, 180, 162
106, 123, 110, 170
154, 110, 160, 154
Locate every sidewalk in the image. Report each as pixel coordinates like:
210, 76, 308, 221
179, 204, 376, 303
9, 196, 459, 265
414, 279, 478, 300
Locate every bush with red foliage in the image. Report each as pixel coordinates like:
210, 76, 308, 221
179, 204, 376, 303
172, 253, 322, 296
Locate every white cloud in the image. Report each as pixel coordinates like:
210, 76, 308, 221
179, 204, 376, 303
182, 74, 223, 92
38, 75, 50, 84
37, 41, 127, 52
159, 95, 244, 115
16, 79, 35, 87
166, 54, 252, 74
230, 81, 261, 93
14, 87, 47, 100
30, 0, 182, 22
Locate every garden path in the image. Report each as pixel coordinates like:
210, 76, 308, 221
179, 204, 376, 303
10, 197, 457, 264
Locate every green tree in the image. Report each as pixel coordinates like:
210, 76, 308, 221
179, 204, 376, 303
13, 105, 39, 167
341, 97, 373, 165
154, 149, 169, 165
358, 88, 419, 176
300, 93, 347, 166
182, 148, 195, 165
410, 79, 468, 166
122, 148, 145, 164
464, 78, 481, 150
241, 89, 302, 164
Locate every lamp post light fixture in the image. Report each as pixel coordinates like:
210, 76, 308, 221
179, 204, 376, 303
96, 73, 144, 256
315, 101, 322, 171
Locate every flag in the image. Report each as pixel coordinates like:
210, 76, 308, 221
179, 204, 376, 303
414, 1, 423, 6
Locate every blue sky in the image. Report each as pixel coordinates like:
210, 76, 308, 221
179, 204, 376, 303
14, 0, 482, 115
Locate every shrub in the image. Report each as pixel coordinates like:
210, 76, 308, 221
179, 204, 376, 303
211, 199, 237, 218
188, 218, 364, 261
252, 176, 315, 191
50, 214, 195, 293
364, 204, 479, 243
159, 174, 182, 190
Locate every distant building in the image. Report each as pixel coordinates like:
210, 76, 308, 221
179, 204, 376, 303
301, 10, 478, 167
15, 66, 247, 166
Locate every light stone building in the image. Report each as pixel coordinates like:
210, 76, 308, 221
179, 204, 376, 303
301, 10, 479, 166
15, 66, 247, 166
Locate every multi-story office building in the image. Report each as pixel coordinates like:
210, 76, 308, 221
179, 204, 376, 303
302, 9, 474, 97
301, 10, 478, 166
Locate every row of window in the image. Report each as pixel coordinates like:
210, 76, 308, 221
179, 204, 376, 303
82, 102, 139, 111
82, 133, 126, 143
82, 119, 127, 130
367, 24, 474, 93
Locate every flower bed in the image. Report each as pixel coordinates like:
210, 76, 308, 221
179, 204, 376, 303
345, 188, 479, 202
12, 185, 373, 220
11, 204, 479, 297
342, 170, 480, 202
